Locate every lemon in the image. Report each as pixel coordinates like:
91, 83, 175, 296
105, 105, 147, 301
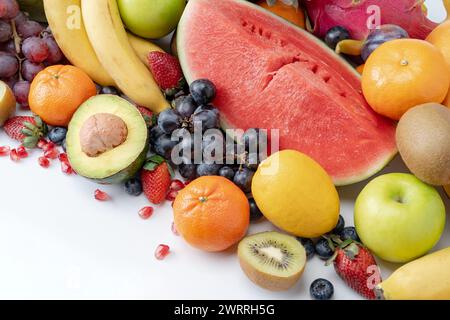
252, 150, 340, 238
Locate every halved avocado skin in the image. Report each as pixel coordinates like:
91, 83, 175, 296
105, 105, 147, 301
67, 94, 149, 185
93, 139, 148, 185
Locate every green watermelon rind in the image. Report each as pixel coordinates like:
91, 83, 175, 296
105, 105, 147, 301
177, 0, 397, 186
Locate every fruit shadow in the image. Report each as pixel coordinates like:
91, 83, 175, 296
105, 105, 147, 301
337, 155, 410, 201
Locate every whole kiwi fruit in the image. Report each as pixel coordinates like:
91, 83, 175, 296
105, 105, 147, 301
396, 103, 450, 186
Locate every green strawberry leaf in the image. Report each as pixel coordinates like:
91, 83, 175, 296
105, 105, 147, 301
23, 121, 36, 131
22, 136, 39, 148
21, 128, 34, 136
143, 161, 159, 171
143, 155, 166, 171
343, 242, 360, 260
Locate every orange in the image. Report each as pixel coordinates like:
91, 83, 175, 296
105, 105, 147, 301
29, 65, 97, 126
173, 176, 250, 252
362, 39, 450, 120
426, 20, 450, 108
258, 0, 305, 29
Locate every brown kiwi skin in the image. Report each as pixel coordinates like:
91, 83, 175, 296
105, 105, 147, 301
238, 254, 305, 291
396, 103, 450, 186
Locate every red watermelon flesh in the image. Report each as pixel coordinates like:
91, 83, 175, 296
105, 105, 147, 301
177, 0, 397, 185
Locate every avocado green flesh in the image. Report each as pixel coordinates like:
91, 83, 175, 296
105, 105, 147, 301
66, 94, 148, 184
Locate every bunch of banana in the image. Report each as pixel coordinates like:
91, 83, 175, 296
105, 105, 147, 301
43, 0, 169, 113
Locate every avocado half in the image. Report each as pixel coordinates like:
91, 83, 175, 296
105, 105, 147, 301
66, 94, 148, 184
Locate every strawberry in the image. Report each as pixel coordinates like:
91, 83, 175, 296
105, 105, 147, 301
137, 106, 156, 128
147, 51, 185, 97
327, 238, 381, 300
3, 115, 48, 148
141, 155, 172, 204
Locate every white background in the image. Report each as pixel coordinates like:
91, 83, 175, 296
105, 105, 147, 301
0, 0, 448, 300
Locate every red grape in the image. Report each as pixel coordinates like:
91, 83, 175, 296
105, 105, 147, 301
22, 36, 49, 63
21, 59, 44, 81
17, 20, 43, 38
0, 52, 18, 78
0, 39, 15, 54
0, 0, 19, 20
13, 11, 29, 27
13, 80, 30, 106
1, 74, 18, 89
0, 20, 12, 42
43, 36, 63, 64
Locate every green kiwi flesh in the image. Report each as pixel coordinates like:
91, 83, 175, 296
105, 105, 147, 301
237, 231, 306, 291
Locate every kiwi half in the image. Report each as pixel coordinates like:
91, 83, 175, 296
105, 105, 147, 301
238, 231, 306, 291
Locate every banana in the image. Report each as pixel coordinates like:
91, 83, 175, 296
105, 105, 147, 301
376, 247, 450, 300
127, 33, 163, 68
81, 0, 169, 113
43, 0, 115, 86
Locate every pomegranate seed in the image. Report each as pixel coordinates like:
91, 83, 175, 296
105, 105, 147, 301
37, 139, 48, 149
17, 146, 28, 158
10, 149, 19, 162
38, 156, 50, 168
170, 179, 185, 192
171, 222, 179, 236
138, 206, 154, 220
61, 161, 74, 175
155, 244, 170, 261
44, 147, 59, 159
42, 141, 55, 152
166, 190, 178, 202
58, 153, 68, 162
94, 189, 110, 201
0, 146, 11, 156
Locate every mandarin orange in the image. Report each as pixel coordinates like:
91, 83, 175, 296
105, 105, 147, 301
173, 176, 250, 252
29, 65, 97, 126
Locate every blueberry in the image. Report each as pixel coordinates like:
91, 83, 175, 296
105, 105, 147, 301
197, 163, 223, 177
190, 79, 216, 105
192, 106, 220, 131
298, 238, 315, 260
248, 198, 263, 221
48, 127, 67, 145
332, 215, 345, 234
124, 178, 142, 196
219, 166, 235, 180
153, 134, 178, 159
150, 125, 165, 145
179, 163, 197, 180
158, 109, 181, 134
100, 86, 119, 95
324, 26, 350, 49
315, 238, 334, 260
340, 227, 360, 242
62, 138, 67, 152
233, 168, 254, 193
175, 95, 197, 118
310, 279, 334, 300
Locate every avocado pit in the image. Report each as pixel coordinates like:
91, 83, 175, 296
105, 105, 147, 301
79, 113, 128, 157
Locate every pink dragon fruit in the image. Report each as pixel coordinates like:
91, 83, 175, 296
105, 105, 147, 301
302, 0, 444, 40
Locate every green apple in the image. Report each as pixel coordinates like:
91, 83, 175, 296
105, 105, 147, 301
354, 173, 445, 263
117, 0, 186, 39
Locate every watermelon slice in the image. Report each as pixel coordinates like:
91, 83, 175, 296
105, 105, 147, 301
177, 0, 397, 186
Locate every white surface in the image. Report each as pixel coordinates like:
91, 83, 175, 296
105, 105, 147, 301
0, 1, 448, 300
